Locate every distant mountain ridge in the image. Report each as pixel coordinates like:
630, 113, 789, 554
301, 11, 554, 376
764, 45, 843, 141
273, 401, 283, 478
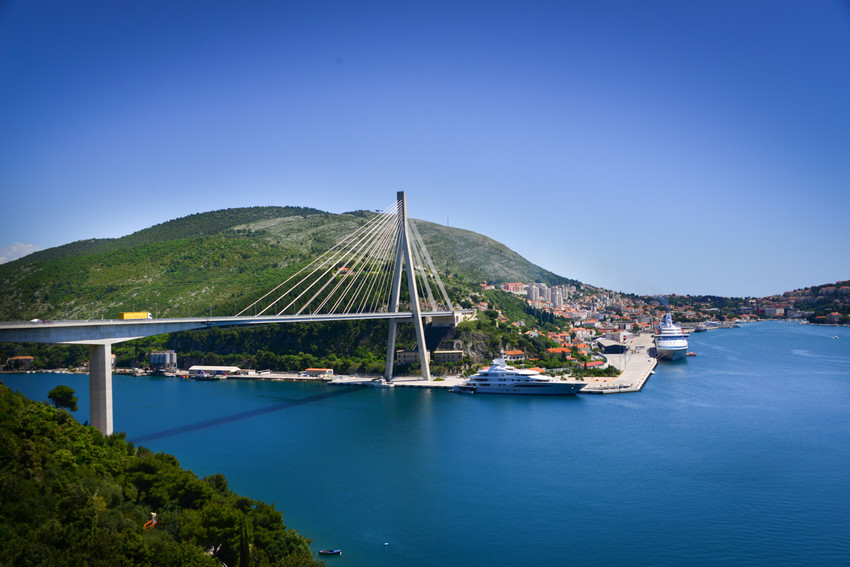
0, 206, 574, 321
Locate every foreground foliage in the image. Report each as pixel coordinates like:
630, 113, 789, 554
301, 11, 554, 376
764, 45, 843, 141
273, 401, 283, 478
0, 383, 322, 567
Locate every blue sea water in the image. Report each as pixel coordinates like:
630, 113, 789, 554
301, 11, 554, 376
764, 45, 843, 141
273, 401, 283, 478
4, 322, 850, 566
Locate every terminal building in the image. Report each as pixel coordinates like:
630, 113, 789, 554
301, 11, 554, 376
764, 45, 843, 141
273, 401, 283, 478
188, 365, 240, 377
596, 338, 628, 354
301, 368, 334, 377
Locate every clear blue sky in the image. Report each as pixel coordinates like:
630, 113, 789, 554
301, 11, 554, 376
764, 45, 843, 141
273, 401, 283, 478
2, 1, 848, 297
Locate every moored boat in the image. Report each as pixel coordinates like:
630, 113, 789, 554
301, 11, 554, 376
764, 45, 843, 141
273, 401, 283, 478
654, 313, 689, 360
192, 372, 224, 381
319, 549, 342, 556
450, 383, 477, 393
452, 354, 585, 395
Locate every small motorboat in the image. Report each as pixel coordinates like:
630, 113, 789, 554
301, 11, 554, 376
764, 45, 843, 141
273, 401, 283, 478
319, 549, 342, 556
686, 352, 697, 357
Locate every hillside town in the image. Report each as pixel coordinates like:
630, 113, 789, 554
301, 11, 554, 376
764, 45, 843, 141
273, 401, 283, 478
406, 279, 843, 380
465, 279, 850, 366
484, 279, 850, 328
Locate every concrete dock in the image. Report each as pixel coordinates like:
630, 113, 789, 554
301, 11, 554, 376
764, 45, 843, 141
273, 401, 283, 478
221, 334, 658, 395
579, 333, 657, 394
329, 334, 658, 395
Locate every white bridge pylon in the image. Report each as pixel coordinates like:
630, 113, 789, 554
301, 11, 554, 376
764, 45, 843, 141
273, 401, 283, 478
385, 191, 431, 382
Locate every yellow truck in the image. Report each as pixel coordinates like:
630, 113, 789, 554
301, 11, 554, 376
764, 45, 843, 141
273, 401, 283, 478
118, 312, 152, 320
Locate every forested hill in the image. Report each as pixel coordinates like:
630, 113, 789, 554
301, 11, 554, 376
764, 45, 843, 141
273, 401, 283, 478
0, 206, 576, 321
0, 382, 322, 566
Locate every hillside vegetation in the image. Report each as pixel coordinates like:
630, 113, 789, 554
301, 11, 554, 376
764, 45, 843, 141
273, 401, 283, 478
0, 207, 571, 322
413, 220, 573, 285
0, 382, 321, 566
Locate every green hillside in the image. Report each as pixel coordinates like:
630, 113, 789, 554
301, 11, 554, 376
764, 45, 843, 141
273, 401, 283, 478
21, 207, 326, 264
0, 206, 575, 321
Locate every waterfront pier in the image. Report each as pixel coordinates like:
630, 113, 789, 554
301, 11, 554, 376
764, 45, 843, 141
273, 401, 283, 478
580, 332, 657, 394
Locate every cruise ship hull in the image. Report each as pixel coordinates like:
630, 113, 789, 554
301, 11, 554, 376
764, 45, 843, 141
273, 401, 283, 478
656, 346, 687, 360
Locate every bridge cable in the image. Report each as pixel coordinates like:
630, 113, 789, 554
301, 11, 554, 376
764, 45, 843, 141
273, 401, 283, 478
408, 230, 437, 311
409, 219, 453, 310
314, 207, 399, 314
237, 201, 399, 316
333, 209, 397, 314
238, 199, 453, 318
356, 212, 399, 313
285, 204, 399, 315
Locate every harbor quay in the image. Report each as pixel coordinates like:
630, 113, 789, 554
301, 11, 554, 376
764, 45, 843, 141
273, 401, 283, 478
329, 332, 658, 394
222, 372, 466, 388
579, 332, 657, 394
330, 374, 466, 389
240, 333, 659, 394
131, 333, 659, 393
222, 371, 467, 388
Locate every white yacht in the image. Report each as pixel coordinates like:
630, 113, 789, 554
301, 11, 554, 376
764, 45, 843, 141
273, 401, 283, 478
453, 354, 586, 395
654, 313, 689, 360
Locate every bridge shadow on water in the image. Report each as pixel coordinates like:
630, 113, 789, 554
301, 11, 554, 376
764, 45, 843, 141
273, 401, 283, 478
132, 386, 357, 444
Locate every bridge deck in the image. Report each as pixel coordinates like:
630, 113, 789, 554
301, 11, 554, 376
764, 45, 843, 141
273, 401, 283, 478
0, 311, 461, 344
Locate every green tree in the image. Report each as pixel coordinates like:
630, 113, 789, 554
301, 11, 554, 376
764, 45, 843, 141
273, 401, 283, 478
0, 383, 323, 566
48, 384, 78, 412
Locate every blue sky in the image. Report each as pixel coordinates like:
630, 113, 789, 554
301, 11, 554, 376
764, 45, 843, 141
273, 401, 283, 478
1, 1, 848, 297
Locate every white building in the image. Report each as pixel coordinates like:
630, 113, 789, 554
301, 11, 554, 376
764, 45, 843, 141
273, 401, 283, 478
188, 365, 240, 377
552, 290, 563, 307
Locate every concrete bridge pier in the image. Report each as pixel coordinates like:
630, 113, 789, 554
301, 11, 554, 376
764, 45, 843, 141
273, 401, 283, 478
88, 343, 113, 435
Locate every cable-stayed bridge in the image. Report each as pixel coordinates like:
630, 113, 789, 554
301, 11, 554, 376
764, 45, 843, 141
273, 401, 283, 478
0, 192, 464, 434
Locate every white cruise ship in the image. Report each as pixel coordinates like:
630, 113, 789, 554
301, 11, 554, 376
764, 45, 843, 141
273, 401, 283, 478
453, 354, 586, 395
654, 313, 689, 360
